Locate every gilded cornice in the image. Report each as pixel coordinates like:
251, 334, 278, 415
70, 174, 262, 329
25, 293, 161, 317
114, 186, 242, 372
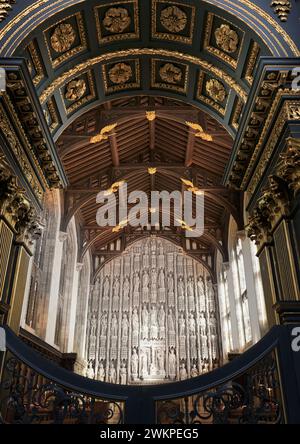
226, 62, 300, 192
247, 98, 300, 193
0, 103, 44, 202
246, 137, 300, 248
0, 59, 67, 189
39, 48, 248, 104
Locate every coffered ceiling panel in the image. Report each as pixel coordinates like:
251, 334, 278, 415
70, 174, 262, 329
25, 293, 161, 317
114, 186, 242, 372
14, 0, 273, 139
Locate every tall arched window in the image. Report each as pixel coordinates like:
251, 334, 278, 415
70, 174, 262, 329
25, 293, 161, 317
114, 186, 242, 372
54, 220, 77, 350
232, 237, 252, 347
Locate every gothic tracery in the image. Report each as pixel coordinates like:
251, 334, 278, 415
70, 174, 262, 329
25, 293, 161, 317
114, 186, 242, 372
86, 237, 220, 385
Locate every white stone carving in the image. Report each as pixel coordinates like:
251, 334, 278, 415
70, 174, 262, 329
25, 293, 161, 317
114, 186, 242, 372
86, 237, 220, 385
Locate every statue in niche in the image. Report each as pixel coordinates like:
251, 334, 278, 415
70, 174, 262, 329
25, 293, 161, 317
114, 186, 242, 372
150, 306, 158, 339
197, 277, 205, 297
169, 348, 176, 378
123, 277, 130, 298
131, 348, 138, 376
132, 308, 139, 331
158, 305, 165, 338
151, 251, 156, 268
142, 305, 149, 339
168, 309, 175, 333
179, 363, 187, 380
103, 276, 110, 298
191, 363, 198, 378
179, 313, 186, 336
100, 314, 107, 337
207, 278, 215, 312
86, 361, 95, 379
189, 291, 195, 311
120, 362, 127, 385
133, 273, 140, 293
140, 349, 148, 377
201, 334, 208, 359
151, 268, 157, 283
143, 252, 149, 269
178, 277, 184, 297
157, 350, 165, 374
151, 237, 156, 253
97, 362, 105, 381
190, 335, 197, 358
187, 277, 194, 298
199, 312, 207, 336
210, 314, 217, 336
113, 277, 120, 295
203, 360, 209, 373
159, 242, 164, 256
143, 270, 149, 288
111, 313, 118, 337
122, 314, 129, 337
158, 269, 165, 288
211, 334, 218, 359
113, 278, 120, 310
189, 313, 196, 337
167, 273, 174, 293
90, 314, 97, 337
109, 361, 116, 384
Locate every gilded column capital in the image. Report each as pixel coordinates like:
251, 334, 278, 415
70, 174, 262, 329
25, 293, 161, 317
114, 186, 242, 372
247, 137, 300, 248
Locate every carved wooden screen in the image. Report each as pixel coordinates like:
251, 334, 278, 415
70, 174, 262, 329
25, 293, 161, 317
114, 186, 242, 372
86, 236, 220, 385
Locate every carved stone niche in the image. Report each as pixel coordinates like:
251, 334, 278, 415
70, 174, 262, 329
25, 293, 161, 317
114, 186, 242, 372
86, 237, 221, 385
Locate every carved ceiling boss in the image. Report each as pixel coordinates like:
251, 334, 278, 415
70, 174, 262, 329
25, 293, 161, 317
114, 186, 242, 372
160, 5, 187, 33
159, 63, 182, 84
214, 24, 239, 53
206, 78, 227, 103
51, 23, 76, 53
103, 7, 131, 34
65, 79, 87, 101
109, 62, 132, 84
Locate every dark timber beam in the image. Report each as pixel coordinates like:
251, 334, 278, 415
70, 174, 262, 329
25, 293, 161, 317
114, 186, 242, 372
109, 131, 120, 167
185, 127, 196, 167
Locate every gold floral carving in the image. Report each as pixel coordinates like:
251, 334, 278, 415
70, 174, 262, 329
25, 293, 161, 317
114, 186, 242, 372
160, 6, 187, 33
270, 1, 291, 22
39, 49, 247, 104
103, 7, 131, 34
0, 0, 14, 23
50, 23, 76, 53
65, 78, 87, 101
159, 63, 182, 84
215, 24, 239, 53
109, 62, 132, 84
44, 12, 87, 69
206, 79, 226, 103
26, 40, 46, 86
1, 0, 298, 58
244, 41, 260, 85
